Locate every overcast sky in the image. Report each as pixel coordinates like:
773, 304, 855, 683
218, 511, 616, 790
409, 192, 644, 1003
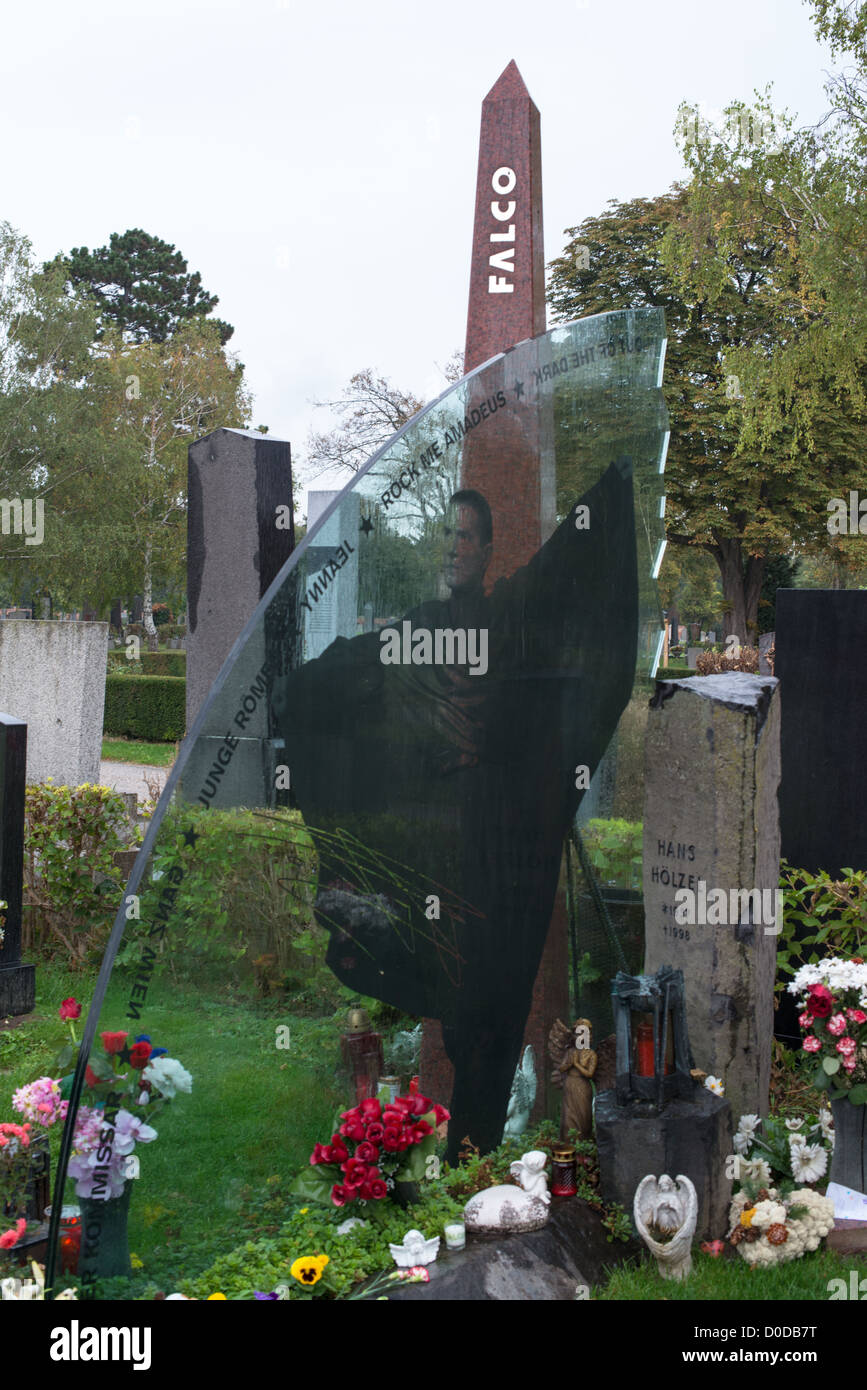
2, 0, 837, 507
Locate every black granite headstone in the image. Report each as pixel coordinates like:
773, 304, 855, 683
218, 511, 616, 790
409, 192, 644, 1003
0, 714, 35, 1017
776, 590, 867, 877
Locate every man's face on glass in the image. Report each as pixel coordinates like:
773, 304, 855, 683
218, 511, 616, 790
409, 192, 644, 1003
443, 504, 491, 593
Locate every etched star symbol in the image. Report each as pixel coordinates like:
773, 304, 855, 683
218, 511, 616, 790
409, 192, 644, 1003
183, 826, 199, 849
360, 515, 373, 536
513, 380, 525, 399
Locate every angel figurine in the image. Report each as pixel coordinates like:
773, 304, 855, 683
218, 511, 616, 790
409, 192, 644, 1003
548, 1017, 598, 1140
633, 1173, 697, 1280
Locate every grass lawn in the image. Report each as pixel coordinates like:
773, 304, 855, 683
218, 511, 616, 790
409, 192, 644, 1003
595, 1246, 866, 1299
101, 738, 177, 767
1, 958, 345, 1288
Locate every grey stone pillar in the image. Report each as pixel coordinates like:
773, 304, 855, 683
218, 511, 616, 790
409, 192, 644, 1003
183, 428, 294, 809
643, 674, 780, 1120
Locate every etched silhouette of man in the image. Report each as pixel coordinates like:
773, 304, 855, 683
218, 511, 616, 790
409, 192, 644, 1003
281, 456, 637, 1162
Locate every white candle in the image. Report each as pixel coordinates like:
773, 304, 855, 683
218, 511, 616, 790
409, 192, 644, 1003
444, 1222, 465, 1250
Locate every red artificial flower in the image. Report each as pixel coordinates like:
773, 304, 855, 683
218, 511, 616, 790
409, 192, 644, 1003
806, 983, 833, 1019
432, 1104, 451, 1126
359, 1097, 381, 1121
341, 1156, 370, 1186
339, 1106, 362, 1122
328, 1135, 349, 1164
339, 1118, 366, 1142
85, 1065, 99, 1088
59, 998, 81, 1021
356, 1140, 380, 1163
331, 1183, 356, 1207
409, 1121, 433, 1143
101, 1031, 129, 1055
129, 1040, 152, 1069
382, 1125, 403, 1152
310, 1143, 331, 1166
369, 1178, 387, 1200
366, 1122, 384, 1143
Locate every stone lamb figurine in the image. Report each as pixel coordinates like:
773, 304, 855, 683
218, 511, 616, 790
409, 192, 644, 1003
464, 1150, 550, 1234
633, 1173, 698, 1280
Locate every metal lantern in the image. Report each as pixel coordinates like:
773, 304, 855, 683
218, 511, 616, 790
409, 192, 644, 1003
611, 965, 693, 1110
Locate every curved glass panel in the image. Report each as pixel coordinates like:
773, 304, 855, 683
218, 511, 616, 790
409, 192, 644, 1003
47, 308, 667, 1296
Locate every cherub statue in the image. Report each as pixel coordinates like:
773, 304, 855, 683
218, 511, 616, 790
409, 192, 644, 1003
633, 1173, 698, 1280
548, 1017, 598, 1140
463, 1150, 550, 1233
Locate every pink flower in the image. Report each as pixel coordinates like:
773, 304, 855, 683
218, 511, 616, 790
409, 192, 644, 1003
842, 1058, 857, 1073
847, 1009, 867, 1025
700, 1240, 725, 1257
827, 1014, 848, 1037
802, 1036, 822, 1053
798, 1012, 813, 1030
836, 1037, 857, 1056
0, 1218, 26, 1250
406, 1265, 430, 1281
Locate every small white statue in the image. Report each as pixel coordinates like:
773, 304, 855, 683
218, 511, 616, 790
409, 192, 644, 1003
464, 1149, 550, 1234
633, 1173, 698, 1280
503, 1045, 537, 1139
388, 1229, 440, 1268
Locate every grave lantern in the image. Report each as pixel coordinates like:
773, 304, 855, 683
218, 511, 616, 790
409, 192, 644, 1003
611, 966, 693, 1110
339, 1006, 383, 1102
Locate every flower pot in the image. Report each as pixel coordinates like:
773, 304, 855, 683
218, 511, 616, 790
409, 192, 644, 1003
393, 1180, 420, 1208
78, 1181, 133, 1280
829, 1098, 867, 1195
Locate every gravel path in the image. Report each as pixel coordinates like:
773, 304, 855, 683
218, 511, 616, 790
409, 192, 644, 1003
99, 759, 172, 801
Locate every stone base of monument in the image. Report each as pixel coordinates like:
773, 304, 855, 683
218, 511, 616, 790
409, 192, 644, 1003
0, 962, 35, 1018
595, 1086, 732, 1243
827, 1220, 867, 1256
379, 1196, 641, 1300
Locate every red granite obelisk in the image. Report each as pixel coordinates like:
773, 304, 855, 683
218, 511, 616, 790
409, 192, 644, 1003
419, 61, 569, 1135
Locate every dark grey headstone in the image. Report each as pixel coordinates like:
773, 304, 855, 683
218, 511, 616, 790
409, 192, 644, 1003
776, 591, 867, 876
596, 1085, 732, 1242
381, 1195, 641, 1300
186, 427, 294, 733
0, 714, 35, 1017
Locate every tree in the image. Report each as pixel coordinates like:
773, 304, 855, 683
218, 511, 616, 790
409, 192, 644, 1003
302, 353, 464, 482
0, 223, 99, 608
47, 229, 234, 346
303, 368, 425, 479
547, 177, 865, 639
74, 319, 251, 644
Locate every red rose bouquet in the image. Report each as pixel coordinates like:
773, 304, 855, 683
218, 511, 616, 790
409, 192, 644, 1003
297, 1080, 449, 1207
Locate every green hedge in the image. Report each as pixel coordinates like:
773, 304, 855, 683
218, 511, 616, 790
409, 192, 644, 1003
654, 665, 694, 680
107, 651, 186, 677
104, 674, 185, 741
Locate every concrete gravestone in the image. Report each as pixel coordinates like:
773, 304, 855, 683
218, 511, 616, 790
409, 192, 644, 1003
0, 622, 108, 786
643, 673, 781, 1119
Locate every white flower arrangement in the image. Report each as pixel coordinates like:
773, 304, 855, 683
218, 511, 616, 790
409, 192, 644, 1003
728, 1186, 835, 1267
